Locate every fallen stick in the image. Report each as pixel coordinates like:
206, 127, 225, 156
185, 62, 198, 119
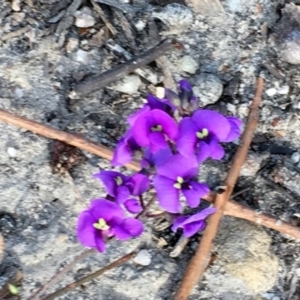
173, 77, 264, 300
0, 107, 300, 241
42, 252, 135, 300
73, 39, 177, 95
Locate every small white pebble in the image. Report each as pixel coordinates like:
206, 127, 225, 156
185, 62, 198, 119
111, 75, 141, 94
226, 103, 236, 114
265, 88, 277, 97
11, 0, 21, 11
14, 87, 23, 98
180, 55, 198, 74
74, 7, 95, 28
291, 152, 300, 164
7, 147, 17, 157
133, 250, 151, 266
75, 49, 90, 64
275, 220, 282, 226
135, 20, 146, 31
296, 268, 300, 277
271, 297, 280, 300
277, 85, 290, 95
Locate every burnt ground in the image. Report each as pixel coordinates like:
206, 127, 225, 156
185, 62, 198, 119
1, 0, 300, 299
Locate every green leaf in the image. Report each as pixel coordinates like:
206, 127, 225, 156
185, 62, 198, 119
8, 284, 19, 295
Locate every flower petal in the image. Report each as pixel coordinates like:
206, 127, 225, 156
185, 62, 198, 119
115, 186, 131, 204
192, 110, 231, 141
127, 105, 150, 126
182, 182, 210, 208
156, 154, 198, 180
171, 215, 189, 233
176, 118, 198, 157
77, 210, 97, 248
182, 207, 216, 224
89, 199, 124, 222
151, 109, 178, 140
132, 113, 155, 147
153, 175, 181, 213
223, 116, 242, 142
124, 198, 143, 214
113, 217, 144, 240
149, 132, 169, 153
197, 141, 211, 163
130, 173, 150, 196
94, 232, 106, 252
93, 171, 127, 196
208, 139, 225, 160
183, 221, 206, 237
142, 147, 173, 168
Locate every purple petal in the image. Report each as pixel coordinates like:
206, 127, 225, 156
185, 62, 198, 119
171, 215, 189, 232
113, 218, 144, 240
208, 139, 225, 160
124, 199, 143, 214
153, 175, 181, 213
93, 171, 127, 196
115, 186, 131, 204
197, 141, 211, 163
142, 147, 173, 168
130, 173, 150, 196
151, 109, 178, 140
156, 154, 198, 180
223, 116, 242, 142
94, 232, 106, 252
111, 138, 132, 166
127, 105, 150, 126
176, 118, 198, 157
182, 182, 210, 208
132, 113, 155, 147
77, 210, 96, 248
149, 132, 169, 153
183, 221, 206, 237
179, 79, 193, 92
192, 110, 231, 141
182, 207, 216, 224
89, 199, 124, 222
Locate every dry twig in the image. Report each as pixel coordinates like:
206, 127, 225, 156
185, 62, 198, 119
30, 249, 95, 300
42, 252, 135, 300
73, 39, 177, 95
173, 77, 264, 300
0, 106, 300, 241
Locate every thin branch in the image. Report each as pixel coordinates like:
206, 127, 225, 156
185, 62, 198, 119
73, 39, 177, 96
173, 77, 264, 300
0, 109, 140, 172
30, 249, 95, 300
0, 107, 299, 241
42, 252, 135, 300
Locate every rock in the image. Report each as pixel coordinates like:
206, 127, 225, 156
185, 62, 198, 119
296, 268, 300, 277
226, 103, 236, 114
133, 250, 151, 266
281, 31, 300, 65
213, 218, 279, 294
265, 88, 277, 97
135, 20, 147, 31
74, 49, 90, 64
74, 7, 96, 28
152, 4, 193, 31
187, 0, 224, 16
110, 75, 141, 94
7, 147, 17, 158
240, 152, 268, 177
66, 38, 79, 53
277, 85, 290, 95
225, 0, 257, 13
11, 0, 21, 11
179, 55, 198, 74
291, 152, 300, 164
193, 73, 223, 106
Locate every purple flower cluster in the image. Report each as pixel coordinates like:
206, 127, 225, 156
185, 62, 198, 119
77, 80, 242, 253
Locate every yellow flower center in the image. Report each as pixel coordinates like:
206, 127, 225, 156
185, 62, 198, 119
173, 176, 184, 189
151, 125, 162, 132
196, 128, 209, 139
115, 176, 123, 186
93, 218, 110, 230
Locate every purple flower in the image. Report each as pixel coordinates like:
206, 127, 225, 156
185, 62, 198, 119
112, 129, 141, 167
127, 95, 175, 126
153, 154, 209, 213
77, 199, 143, 252
141, 147, 173, 169
176, 110, 242, 163
132, 109, 178, 153
94, 171, 149, 213
171, 207, 216, 237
